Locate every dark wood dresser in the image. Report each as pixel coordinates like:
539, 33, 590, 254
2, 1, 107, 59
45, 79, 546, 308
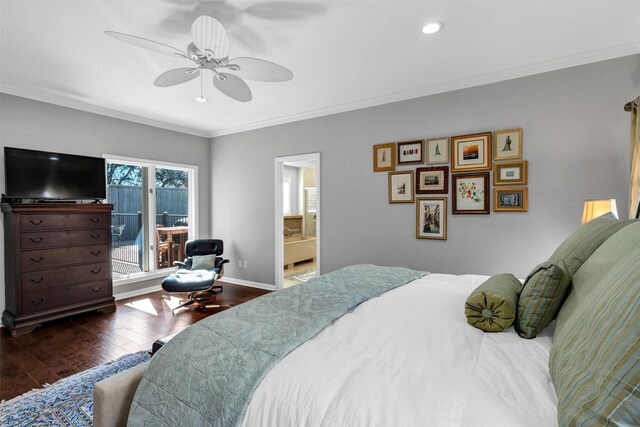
2, 203, 116, 336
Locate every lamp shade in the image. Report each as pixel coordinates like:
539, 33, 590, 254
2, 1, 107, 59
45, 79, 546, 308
581, 199, 618, 224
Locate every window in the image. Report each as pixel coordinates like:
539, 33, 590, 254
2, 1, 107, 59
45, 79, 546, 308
106, 156, 197, 282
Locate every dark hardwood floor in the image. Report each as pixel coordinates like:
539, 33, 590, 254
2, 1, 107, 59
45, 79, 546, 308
0, 282, 270, 401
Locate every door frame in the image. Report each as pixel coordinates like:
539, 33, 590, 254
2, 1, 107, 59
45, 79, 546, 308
274, 152, 320, 290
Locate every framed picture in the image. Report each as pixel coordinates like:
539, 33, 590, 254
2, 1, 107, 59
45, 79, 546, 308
373, 143, 396, 172
416, 166, 448, 194
388, 170, 414, 203
425, 137, 449, 164
494, 187, 528, 212
452, 172, 490, 214
416, 197, 447, 240
451, 132, 492, 172
493, 128, 522, 160
494, 160, 527, 186
397, 140, 425, 165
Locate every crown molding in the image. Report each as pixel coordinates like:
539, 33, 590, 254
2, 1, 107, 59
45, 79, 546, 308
2, 43, 638, 140
0, 84, 211, 138
209, 43, 640, 137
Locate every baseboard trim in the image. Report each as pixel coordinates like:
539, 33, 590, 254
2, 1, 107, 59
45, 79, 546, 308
114, 284, 163, 301
222, 277, 275, 291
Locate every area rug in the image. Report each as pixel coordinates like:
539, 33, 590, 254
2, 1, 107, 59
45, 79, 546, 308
286, 269, 317, 282
0, 350, 150, 427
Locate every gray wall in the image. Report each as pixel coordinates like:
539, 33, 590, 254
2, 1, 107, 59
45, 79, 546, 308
0, 94, 211, 314
211, 55, 640, 285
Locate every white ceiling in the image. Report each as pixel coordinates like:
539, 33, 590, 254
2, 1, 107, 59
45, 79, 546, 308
1, 1, 639, 138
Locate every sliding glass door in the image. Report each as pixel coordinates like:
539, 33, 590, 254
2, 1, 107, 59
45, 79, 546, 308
106, 157, 196, 280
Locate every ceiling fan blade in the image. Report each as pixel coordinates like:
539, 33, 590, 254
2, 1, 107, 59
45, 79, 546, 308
187, 42, 200, 58
190, 15, 230, 59
213, 73, 252, 102
227, 57, 293, 82
105, 31, 188, 58
154, 68, 200, 87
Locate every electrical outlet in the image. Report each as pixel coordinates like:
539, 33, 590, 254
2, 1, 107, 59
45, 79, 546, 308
243, 260, 248, 269
238, 259, 242, 268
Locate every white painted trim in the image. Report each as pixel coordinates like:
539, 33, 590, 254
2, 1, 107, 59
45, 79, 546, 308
222, 276, 275, 291
113, 269, 172, 286
274, 153, 321, 290
2, 44, 638, 139
114, 284, 162, 301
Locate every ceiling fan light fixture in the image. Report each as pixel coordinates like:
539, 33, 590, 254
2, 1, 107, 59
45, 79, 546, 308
422, 22, 443, 35
194, 96, 208, 103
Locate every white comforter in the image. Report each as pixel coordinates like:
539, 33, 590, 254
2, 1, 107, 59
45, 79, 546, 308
241, 273, 557, 427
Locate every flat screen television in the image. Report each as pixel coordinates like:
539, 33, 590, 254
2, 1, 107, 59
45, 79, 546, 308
4, 147, 106, 201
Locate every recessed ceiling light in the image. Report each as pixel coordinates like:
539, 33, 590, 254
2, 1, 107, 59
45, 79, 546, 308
194, 96, 208, 103
422, 22, 443, 35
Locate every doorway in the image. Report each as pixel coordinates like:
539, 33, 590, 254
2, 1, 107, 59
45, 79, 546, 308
275, 153, 320, 290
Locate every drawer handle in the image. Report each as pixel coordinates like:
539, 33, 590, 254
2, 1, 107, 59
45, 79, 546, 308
90, 233, 101, 239
30, 237, 44, 243
31, 297, 46, 305
30, 276, 45, 283
91, 250, 101, 256
89, 217, 100, 223
91, 287, 102, 293
91, 268, 102, 274
30, 256, 44, 263
29, 219, 43, 225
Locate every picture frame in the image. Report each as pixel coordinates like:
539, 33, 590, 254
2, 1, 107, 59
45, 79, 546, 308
416, 197, 447, 240
373, 142, 396, 172
494, 160, 527, 186
416, 166, 448, 194
452, 172, 490, 214
451, 132, 492, 172
494, 187, 528, 212
397, 140, 425, 165
493, 128, 522, 161
388, 170, 415, 203
425, 137, 449, 164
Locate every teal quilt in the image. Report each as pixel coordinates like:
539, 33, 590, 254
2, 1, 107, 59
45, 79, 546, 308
127, 264, 427, 426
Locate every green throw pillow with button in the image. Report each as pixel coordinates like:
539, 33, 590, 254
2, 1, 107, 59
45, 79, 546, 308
465, 273, 523, 332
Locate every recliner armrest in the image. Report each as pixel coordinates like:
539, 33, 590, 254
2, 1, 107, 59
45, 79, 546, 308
215, 258, 230, 269
173, 261, 187, 269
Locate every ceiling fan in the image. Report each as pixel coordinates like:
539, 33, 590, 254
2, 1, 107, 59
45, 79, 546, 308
105, 15, 293, 103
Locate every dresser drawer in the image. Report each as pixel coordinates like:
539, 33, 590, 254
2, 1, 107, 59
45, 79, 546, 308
21, 244, 109, 272
21, 213, 109, 231
21, 280, 112, 315
21, 262, 110, 293
21, 229, 108, 250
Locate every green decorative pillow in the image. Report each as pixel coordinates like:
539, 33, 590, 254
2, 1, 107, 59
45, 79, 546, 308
555, 220, 640, 336
191, 254, 217, 270
465, 273, 522, 332
550, 246, 640, 426
516, 260, 569, 339
549, 212, 632, 276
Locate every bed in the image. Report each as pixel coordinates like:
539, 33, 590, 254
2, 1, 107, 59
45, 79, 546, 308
93, 215, 640, 427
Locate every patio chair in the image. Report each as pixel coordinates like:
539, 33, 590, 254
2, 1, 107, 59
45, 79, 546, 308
161, 239, 229, 314
111, 224, 125, 242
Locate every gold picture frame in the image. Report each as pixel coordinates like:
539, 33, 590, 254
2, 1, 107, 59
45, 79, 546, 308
494, 160, 528, 186
416, 197, 447, 240
388, 170, 414, 203
493, 128, 522, 161
494, 187, 528, 212
373, 142, 396, 172
451, 132, 492, 172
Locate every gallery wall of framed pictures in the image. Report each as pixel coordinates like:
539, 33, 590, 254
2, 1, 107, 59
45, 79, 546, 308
373, 127, 529, 240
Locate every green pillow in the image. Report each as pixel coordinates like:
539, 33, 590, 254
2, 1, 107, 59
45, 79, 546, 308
191, 254, 216, 270
465, 273, 522, 332
516, 260, 569, 339
549, 212, 632, 276
550, 246, 640, 426
555, 220, 640, 336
